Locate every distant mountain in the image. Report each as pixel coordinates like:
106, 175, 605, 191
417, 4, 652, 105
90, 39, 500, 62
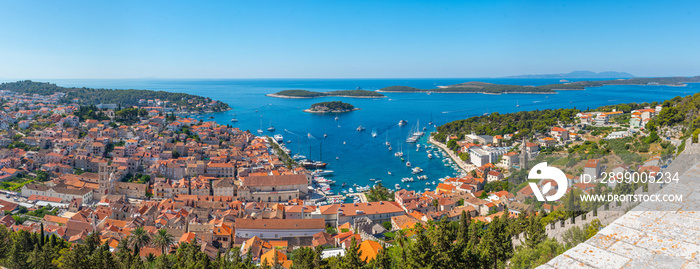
505, 71, 635, 79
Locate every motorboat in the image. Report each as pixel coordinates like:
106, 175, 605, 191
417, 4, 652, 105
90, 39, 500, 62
357, 125, 365, 132
230, 118, 238, 122
398, 120, 407, 126
273, 134, 284, 142
412, 167, 423, 174
311, 169, 334, 176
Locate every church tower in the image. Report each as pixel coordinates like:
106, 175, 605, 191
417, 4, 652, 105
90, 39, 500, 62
98, 161, 112, 199
519, 138, 528, 170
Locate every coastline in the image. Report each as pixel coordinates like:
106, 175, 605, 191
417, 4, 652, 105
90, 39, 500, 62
428, 136, 475, 173
266, 93, 385, 99
303, 108, 361, 113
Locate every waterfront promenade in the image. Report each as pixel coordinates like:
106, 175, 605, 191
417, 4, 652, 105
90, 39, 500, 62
428, 136, 475, 173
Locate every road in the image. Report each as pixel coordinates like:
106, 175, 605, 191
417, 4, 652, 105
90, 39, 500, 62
428, 136, 476, 174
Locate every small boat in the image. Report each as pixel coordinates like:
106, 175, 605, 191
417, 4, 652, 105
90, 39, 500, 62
335, 116, 339, 121
307, 133, 313, 138
395, 184, 401, 190
341, 189, 348, 194
369, 178, 376, 181
407, 184, 410, 188
371, 132, 377, 138
208, 116, 214, 119
388, 171, 392, 175
324, 134, 328, 138
287, 140, 292, 143
257, 129, 263, 134
516, 101, 520, 108
357, 125, 365, 132
428, 154, 433, 159
398, 120, 407, 126
406, 161, 411, 167
342, 182, 347, 187
230, 118, 238, 122
375, 180, 381, 183
348, 188, 354, 193
425, 188, 431, 192
273, 134, 284, 142
388, 146, 392, 151
268, 126, 275, 132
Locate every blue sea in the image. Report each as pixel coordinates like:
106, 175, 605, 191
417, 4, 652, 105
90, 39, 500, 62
21, 78, 700, 194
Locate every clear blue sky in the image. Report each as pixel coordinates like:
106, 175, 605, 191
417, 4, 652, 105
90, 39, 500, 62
1, 0, 699, 79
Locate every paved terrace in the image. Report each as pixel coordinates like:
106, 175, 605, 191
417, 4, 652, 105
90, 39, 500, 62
540, 139, 700, 268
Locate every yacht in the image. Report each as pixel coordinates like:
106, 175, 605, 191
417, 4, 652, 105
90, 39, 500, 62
268, 126, 276, 132
324, 134, 328, 138
428, 153, 433, 159
208, 116, 214, 119
311, 169, 334, 176
398, 120, 407, 126
371, 131, 377, 138
412, 167, 423, 174
342, 182, 347, 187
406, 161, 411, 167
387, 171, 392, 175
356, 125, 365, 132
388, 146, 392, 151
257, 129, 263, 134
273, 134, 284, 142
230, 118, 238, 122
369, 178, 376, 181
335, 116, 339, 121
292, 154, 306, 160
395, 184, 401, 190
394, 151, 403, 157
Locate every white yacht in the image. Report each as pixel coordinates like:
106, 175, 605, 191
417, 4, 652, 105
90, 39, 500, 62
273, 134, 284, 142
356, 125, 365, 132
398, 120, 407, 126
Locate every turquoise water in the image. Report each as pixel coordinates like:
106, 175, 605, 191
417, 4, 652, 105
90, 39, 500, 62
29, 78, 700, 194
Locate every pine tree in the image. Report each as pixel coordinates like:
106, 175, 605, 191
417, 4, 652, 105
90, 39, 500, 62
523, 213, 546, 249
479, 215, 513, 269
339, 238, 365, 269
405, 223, 436, 269
372, 248, 392, 269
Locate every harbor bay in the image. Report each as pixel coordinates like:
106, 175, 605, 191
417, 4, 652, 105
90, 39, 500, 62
38, 78, 700, 195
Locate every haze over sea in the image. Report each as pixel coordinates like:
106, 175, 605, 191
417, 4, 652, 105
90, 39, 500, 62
26, 78, 700, 193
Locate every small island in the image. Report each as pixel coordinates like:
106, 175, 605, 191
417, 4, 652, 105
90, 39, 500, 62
304, 101, 359, 113
267, 89, 384, 98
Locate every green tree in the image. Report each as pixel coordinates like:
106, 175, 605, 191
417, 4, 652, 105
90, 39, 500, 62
128, 226, 151, 255
405, 223, 436, 269
523, 213, 546, 249
152, 229, 175, 255
479, 215, 513, 269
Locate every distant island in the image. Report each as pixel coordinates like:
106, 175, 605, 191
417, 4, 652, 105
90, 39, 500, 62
267, 89, 384, 98
379, 75, 700, 94
0, 80, 231, 113
505, 70, 636, 79
304, 101, 358, 113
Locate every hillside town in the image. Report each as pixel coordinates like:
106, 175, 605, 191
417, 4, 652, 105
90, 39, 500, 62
0, 87, 677, 269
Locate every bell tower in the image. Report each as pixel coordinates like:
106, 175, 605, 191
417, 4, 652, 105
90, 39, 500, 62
519, 138, 528, 170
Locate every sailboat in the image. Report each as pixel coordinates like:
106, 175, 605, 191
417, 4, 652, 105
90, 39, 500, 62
516, 101, 520, 108
335, 114, 339, 121
267, 120, 275, 132
257, 118, 263, 134
371, 128, 377, 138
385, 132, 391, 147
428, 112, 433, 126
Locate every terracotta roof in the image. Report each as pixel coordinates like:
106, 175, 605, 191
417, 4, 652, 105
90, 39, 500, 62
242, 174, 307, 187
236, 218, 325, 230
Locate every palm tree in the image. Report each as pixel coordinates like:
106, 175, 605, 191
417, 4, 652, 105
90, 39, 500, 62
129, 226, 151, 255
152, 229, 175, 255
